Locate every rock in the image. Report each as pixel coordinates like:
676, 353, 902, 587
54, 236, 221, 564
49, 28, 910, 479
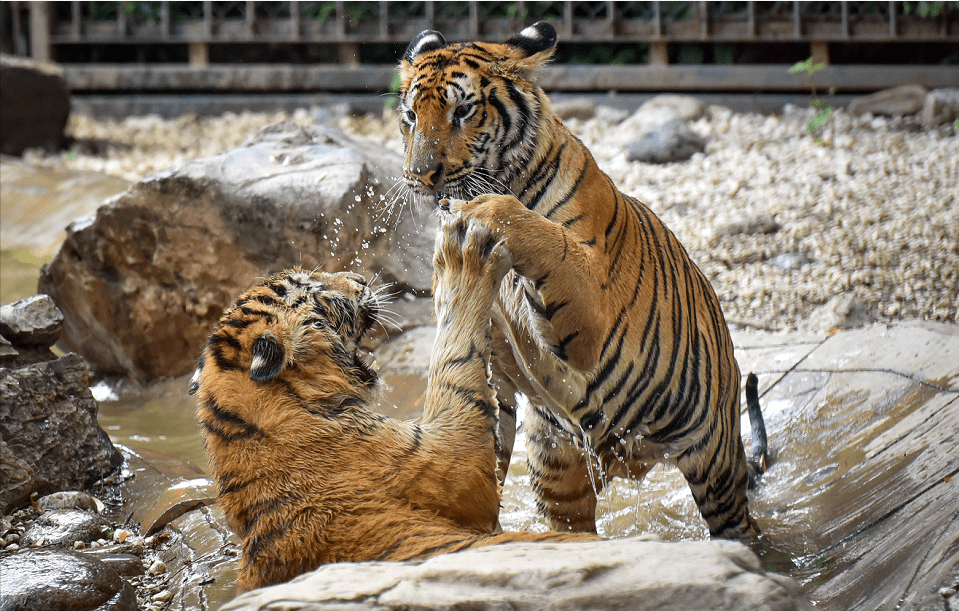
804, 293, 875, 332
0, 294, 65, 368
640, 93, 708, 122
847, 84, 929, 117
0, 53, 70, 156
220, 538, 812, 611
735, 321, 959, 611
0, 547, 137, 611
921, 88, 959, 128
551, 97, 597, 121
0, 294, 63, 347
626, 119, 707, 163
0, 352, 122, 513
20, 508, 108, 548
39, 121, 436, 382
770, 252, 813, 271
713, 214, 781, 239
155, 504, 241, 611
80, 552, 145, 577
36, 490, 104, 513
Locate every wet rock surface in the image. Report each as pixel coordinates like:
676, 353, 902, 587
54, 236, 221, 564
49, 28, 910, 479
0, 350, 122, 513
39, 121, 434, 382
20, 508, 109, 548
736, 321, 959, 611
0, 547, 138, 611
222, 538, 812, 611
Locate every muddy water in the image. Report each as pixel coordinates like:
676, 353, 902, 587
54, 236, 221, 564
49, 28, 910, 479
0, 158, 130, 303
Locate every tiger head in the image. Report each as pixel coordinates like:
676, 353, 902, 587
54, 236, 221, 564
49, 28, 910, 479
190, 268, 380, 403
398, 21, 558, 208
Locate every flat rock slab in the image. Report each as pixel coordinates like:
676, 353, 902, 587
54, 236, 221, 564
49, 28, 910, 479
734, 321, 959, 611
221, 538, 812, 611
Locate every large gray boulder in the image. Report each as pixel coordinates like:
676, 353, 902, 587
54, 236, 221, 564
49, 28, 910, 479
221, 538, 812, 611
0, 53, 70, 155
39, 122, 435, 382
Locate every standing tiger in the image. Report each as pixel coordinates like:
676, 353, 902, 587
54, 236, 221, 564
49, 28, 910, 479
397, 21, 769, 539
190, 217, 597, 591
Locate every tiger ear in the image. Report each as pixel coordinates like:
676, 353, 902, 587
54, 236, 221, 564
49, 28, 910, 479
400, 29, 447, 88
504, 21, 557, 71
404, 29, 447, 63
250, 333, 285, 382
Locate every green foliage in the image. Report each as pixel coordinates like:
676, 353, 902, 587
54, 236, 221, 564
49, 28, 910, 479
790, 57, 834, 142
789, 57, 824, 76
903, 1, 959, 17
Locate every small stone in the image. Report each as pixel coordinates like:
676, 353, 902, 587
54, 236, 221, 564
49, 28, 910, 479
7, 543, 19, 551
921, 88, 959, 128
941, 587, 957, 597
626, 120, 706, 164
148, 559, 167, 576
73, 540, 86, 550
152, 590, 173, 602
0, 294, 64, 347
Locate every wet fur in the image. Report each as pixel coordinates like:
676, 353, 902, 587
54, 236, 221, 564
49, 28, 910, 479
191, 218, 596, 591
398, 22, 769, 539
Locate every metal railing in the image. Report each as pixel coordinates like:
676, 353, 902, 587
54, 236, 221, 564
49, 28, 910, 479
9, 1, 958, 64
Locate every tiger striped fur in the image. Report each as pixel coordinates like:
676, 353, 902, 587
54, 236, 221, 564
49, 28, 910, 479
190, 217, 597, 591
397, 21, 769, 539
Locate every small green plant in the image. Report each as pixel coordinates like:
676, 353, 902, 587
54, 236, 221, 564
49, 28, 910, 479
789, 57, 834, 145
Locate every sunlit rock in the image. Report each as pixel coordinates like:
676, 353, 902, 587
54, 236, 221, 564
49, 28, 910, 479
40, 122, 435, 382
221, 538, 813, 611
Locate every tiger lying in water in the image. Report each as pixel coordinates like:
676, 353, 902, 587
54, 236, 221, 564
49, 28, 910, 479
190, 215, 597, 591
397, 21, 769, 538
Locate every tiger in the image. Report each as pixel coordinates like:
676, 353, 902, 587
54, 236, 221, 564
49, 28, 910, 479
396, 21, 769, 539
190, 215, 597, 591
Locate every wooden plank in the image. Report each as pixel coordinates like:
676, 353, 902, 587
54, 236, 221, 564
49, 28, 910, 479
61, 63, 959, 93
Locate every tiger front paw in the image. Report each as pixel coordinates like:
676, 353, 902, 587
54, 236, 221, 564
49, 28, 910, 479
435, 211, 513, 284
433, 212, 513, 312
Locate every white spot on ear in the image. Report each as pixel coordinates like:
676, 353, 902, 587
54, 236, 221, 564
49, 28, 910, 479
410, 33, 444, 58
519, 25, 542, 40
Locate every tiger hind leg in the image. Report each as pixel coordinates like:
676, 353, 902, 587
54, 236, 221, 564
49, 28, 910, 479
676, 431, 759, 540
525, 403, 600, 533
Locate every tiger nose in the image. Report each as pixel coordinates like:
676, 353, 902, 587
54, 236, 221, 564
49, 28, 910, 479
411, 162, 444, 187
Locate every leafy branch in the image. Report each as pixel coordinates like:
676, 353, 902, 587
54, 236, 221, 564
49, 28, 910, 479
789, 58, 834, 145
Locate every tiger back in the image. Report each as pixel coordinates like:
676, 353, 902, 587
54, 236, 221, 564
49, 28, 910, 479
397, 21, 769, 539
191, 217, 596, 591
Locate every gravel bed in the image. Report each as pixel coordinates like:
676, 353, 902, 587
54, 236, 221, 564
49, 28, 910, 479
28, 104, 959, 331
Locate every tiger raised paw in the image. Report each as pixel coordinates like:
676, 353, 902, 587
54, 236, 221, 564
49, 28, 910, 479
398, 22, 769, 539
190, 215, 596, 591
